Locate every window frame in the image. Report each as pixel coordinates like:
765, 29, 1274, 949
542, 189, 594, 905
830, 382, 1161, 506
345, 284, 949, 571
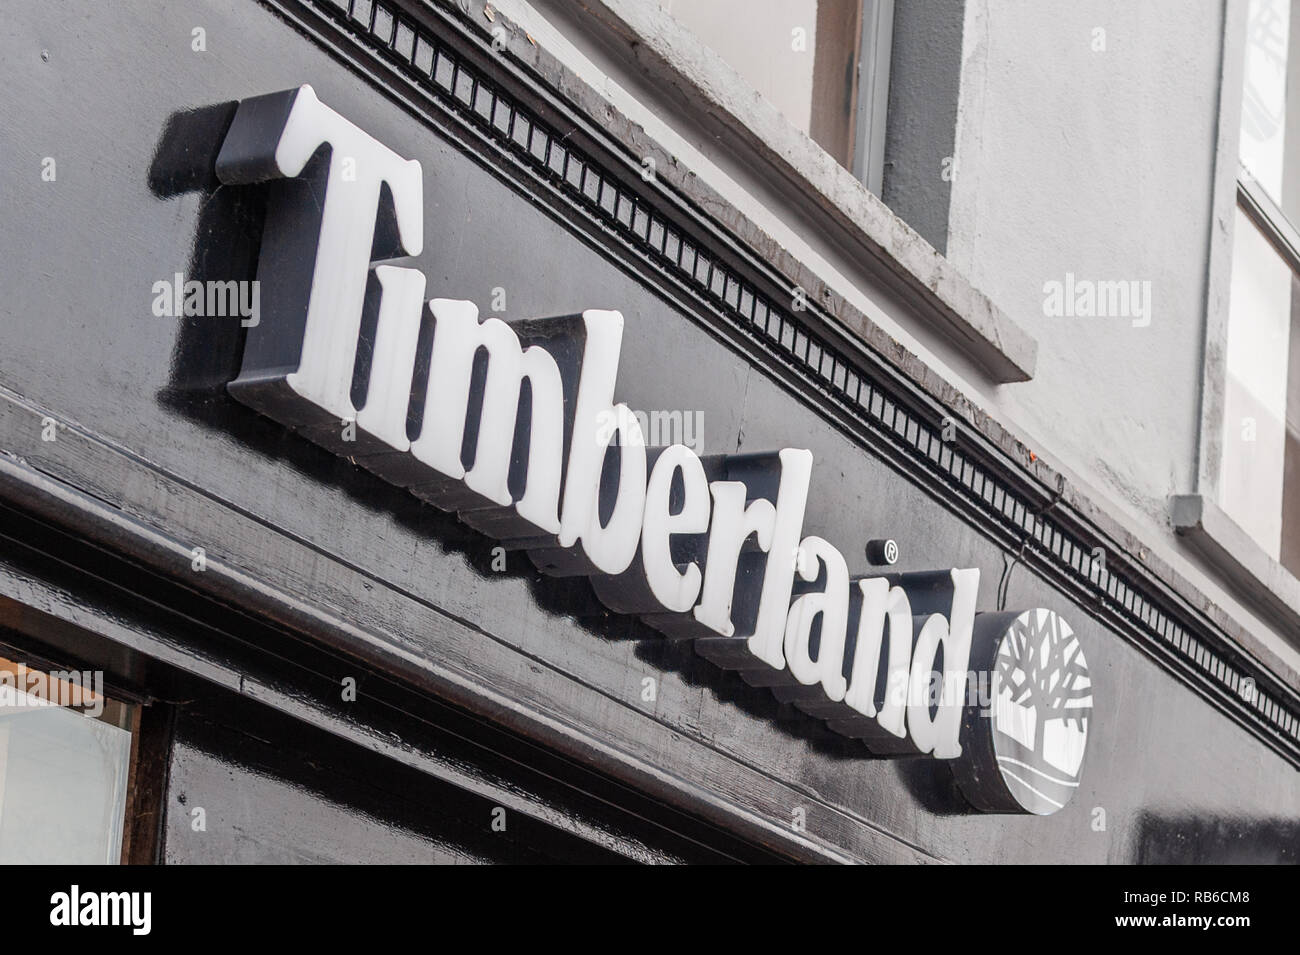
1178, 0, 1300, 635
0, 640, 159, 864
853, 0, 895, 195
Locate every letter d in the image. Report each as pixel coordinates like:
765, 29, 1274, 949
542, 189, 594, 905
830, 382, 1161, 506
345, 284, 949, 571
906, 567, 978, 758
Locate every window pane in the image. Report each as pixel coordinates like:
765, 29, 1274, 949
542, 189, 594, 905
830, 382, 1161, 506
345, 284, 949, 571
1240, 0, 1300, 224
661, 0, 867, 170
1284, 283, 1300, 574
1221, 206, 1297, 561
0, 660, 133, 864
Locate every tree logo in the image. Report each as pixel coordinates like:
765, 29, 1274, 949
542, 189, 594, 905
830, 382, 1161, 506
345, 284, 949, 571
991, 609, 1093, 814
955, 608, 1093, 814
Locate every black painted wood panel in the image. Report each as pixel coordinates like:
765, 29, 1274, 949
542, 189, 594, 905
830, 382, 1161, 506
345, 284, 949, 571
0, 0, 1295, 862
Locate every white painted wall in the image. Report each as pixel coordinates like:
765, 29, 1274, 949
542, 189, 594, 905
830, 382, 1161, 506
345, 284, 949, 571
947, 1, 1224, 532
660, 0, 818, 133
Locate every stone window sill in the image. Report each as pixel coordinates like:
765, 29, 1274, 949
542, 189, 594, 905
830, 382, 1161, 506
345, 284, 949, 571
1170, 494, 1300, 638
534, 0, 1038, 384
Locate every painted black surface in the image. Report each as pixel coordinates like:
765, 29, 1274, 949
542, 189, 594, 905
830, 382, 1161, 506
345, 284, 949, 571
165, 694, 630, 865
0, 0, 1294, 862
0, 500, 785, 864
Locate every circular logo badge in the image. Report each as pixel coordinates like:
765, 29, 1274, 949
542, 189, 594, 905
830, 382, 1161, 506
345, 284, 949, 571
989, 609, 1093, 814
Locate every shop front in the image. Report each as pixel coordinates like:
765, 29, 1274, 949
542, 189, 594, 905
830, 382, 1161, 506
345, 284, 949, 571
1, 0, 1297, 864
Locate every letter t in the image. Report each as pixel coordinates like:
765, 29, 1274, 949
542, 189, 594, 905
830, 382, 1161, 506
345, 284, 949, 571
216, 85, 424, 427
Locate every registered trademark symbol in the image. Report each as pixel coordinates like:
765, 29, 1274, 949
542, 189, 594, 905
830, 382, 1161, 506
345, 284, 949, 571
866, 538, 899, 566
